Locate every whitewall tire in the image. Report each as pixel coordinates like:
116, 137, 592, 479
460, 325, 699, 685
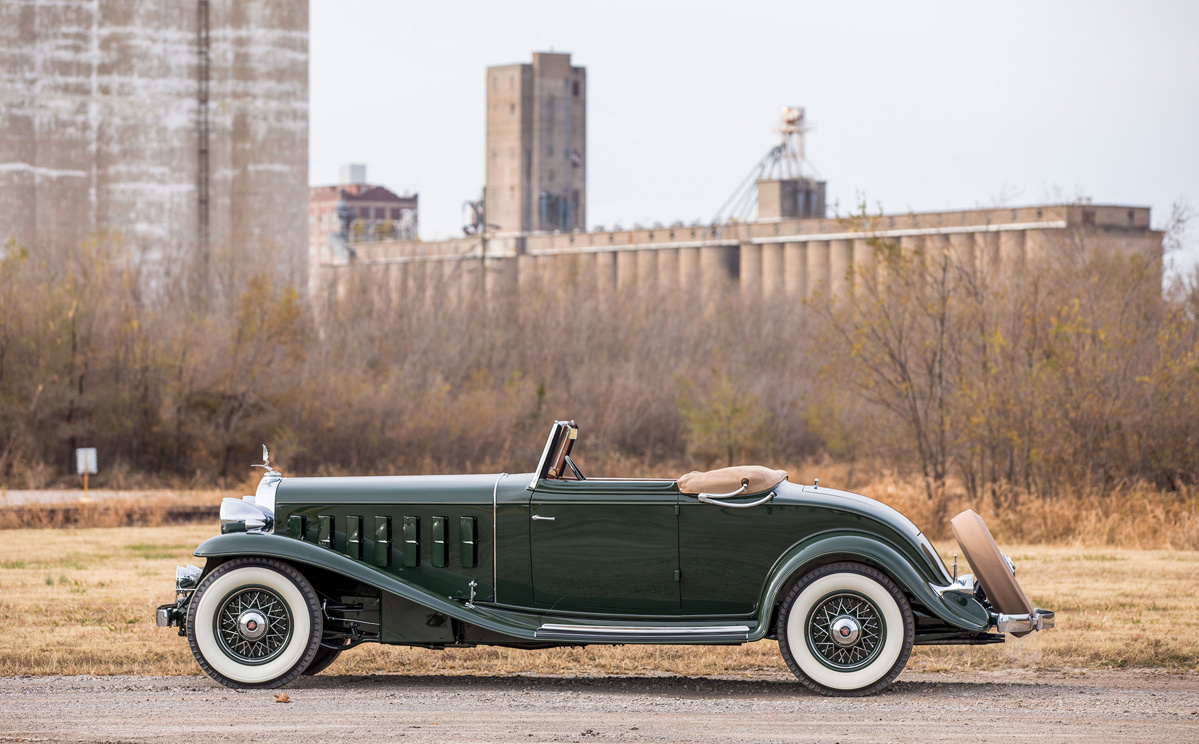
186, 558, 323, 689
777, 562, 914, 696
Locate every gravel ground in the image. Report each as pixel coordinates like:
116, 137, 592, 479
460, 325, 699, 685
0, 671, 1196, 743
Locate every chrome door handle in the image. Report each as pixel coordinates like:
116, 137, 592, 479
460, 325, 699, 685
532, 515, 555, 521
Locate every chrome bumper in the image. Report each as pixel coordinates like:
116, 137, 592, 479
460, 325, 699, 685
996, 608, 1055, 634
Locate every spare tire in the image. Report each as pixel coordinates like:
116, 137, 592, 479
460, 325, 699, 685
950, 510, 1034, 636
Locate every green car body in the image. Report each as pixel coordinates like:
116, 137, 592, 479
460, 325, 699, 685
160, 421, 1050, 693
194, 474, 990, 644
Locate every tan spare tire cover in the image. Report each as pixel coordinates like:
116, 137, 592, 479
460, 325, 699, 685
950, 509, 1034, 625
677, 466, 788, 496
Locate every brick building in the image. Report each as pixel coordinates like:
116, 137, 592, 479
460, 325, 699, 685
309, 164, 418, 269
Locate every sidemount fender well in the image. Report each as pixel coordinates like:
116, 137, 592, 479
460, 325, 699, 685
193, 533, 540, 641
752, 533, 989, 639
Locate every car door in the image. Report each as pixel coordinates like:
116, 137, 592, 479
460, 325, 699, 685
529, 478, 680, 615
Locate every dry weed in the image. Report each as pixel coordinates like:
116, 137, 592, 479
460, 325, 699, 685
0, 491, 231, 530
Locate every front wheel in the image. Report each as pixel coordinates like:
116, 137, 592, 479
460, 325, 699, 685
777, 562, 914, 697
302, 637, 349, 676
186, 557, 323, 689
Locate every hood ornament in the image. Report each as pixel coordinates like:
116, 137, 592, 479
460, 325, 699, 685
251, 444, 279, 475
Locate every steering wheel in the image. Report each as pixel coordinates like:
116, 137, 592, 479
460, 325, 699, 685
564, 455, 586, 481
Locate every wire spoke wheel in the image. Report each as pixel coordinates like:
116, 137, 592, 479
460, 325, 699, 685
806, 591, 886, 671
214, 586, 293, 665
778, 563, 914, 696
188, 558, 323, 689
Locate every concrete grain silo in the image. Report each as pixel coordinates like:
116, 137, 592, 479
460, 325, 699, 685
0, 0, 308, 299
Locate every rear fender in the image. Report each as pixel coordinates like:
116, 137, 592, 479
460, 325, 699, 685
752, 532, 989, 639
193, 533, 540, 641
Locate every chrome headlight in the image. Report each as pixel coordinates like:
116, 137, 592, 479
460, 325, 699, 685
175, 564, 202, 592
220, 497, 274, 534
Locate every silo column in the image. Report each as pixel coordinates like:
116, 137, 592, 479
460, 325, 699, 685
658, 248, 679, 292
485, 256, 516, 298
616, 250, 638, 290
851, 238, 874, 294
999, 230, 1026, 272
700, 245, 735, 296
806, 240, 831, 297
679, 246, 701, 291
594, 251, 616, 296
784, 242, 806, 298
829, 239, 852, 298
637, 249, 658, 293
761, 243, 784, 298
949, 232, 974, 274
517, 254, 538, 294
740, 243, 762, 296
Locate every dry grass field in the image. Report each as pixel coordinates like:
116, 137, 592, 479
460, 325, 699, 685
0, 524, 1196, 678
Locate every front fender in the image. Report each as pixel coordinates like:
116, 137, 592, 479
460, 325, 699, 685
194, 533, 541, 641
751, 532, 989, 639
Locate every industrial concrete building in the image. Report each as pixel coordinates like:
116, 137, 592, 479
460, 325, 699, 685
316, 200, 1162, 305
310, 56, 1161, 307
485, 52, 586, 234
0, 0, 308, 296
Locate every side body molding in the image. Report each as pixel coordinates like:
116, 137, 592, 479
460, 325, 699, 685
750, 532, 990, 639
194, 533, 541, 640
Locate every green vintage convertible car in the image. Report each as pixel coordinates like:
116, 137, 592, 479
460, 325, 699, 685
156, 421, 1053, 696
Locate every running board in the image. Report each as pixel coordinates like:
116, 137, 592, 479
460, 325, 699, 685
534, 623, 751, 644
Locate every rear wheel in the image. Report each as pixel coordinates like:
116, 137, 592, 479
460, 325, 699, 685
186, 557, 323, 689
777, 562, 914, 697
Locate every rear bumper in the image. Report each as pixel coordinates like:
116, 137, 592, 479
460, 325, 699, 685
995, 608, 1055, 634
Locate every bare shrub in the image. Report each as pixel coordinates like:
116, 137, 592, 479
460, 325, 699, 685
1, 218, 1195, 521
810, 203, 1199, 501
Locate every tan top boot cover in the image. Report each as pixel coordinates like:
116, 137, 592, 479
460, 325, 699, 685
677, 466, 788, 495
950, 509, 1035, 620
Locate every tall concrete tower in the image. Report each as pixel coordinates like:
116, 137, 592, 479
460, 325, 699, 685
485, 52, 586, 234
0, 0, 308, 298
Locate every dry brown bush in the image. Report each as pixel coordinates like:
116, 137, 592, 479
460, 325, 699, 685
1, 211, 1196, 530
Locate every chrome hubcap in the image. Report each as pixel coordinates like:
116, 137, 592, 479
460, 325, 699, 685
237, 610, 269, 641
829, 615, 861, 646
215, 588, 291, 663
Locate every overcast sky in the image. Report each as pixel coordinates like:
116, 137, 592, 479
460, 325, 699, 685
310, 0, 1199, 275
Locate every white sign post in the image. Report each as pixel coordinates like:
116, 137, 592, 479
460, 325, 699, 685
76, 447, 97, 495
